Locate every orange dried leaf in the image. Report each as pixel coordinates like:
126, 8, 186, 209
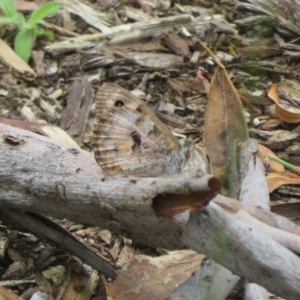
267, 172, 300, 193
268, 84, 300, 123
258, 144, 285, 173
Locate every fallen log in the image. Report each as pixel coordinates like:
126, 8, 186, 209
0, 123, 300, 299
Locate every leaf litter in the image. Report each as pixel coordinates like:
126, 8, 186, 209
1, 0, 300, 299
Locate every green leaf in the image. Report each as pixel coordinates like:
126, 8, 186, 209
18, 20, 33, 31
0, 15, 19, 24
27, 2, 61, 27
0, 0, 16, 18
14, 30, 32, 63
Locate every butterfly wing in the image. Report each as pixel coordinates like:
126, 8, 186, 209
92, 83, 184, 176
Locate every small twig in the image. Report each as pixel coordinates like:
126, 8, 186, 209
39, 20, 79, 37
239, 94, 262, 121
199, 40, 224, 69
91, 243, 118, 268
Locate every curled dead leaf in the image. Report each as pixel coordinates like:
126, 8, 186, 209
267, 172, 300, 193
268, 84, 300, 123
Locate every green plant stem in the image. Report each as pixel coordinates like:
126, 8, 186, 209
267, 154, 300, 174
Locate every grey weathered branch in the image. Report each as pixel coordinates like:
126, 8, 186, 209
45, 14, 226, 56
239, 139, 270, 299
1, 123, 300, 299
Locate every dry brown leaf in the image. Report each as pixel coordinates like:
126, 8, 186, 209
0, 117, 79, 147
0, 286, 24, 299
267, 172, 300, 193
164, 33, 190, 58
60, 77, 94, 144
204, 66, 248, 182
106, 250, 205, 300
268, 84, 300, 123
0, 39, 35, 76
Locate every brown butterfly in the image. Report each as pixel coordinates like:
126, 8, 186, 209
92, 83, 209, 177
